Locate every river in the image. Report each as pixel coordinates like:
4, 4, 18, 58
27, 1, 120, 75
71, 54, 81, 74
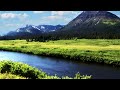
0, 50, 120, 79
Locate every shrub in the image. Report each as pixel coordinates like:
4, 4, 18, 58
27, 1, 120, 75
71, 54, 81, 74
0, 60, 91, 79
0, 60, 46, 79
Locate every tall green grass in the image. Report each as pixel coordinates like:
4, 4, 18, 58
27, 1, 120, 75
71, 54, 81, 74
0, 60, 91, 79
0, 73, 26, 79
0, 39, 120, 66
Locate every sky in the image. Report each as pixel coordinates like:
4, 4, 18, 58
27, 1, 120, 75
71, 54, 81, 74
0, 11, 120, 35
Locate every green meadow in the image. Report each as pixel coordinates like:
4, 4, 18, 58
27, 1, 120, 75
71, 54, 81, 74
0, 39, 120, 66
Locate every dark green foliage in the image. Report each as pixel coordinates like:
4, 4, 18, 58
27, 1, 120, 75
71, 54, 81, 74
0, 60, 47, 79
0, 60, 91, 79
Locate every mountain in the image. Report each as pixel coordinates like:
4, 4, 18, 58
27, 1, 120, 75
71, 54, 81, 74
57, 11, 120, 39
7, 25, 64, 36
37, 25, 64, 32
6, 11, 120, 39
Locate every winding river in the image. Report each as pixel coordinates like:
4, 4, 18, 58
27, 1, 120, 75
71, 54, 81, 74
0, 50, 120, 79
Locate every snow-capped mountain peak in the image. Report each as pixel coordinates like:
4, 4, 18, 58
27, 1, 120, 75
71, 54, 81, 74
41, 26, 45, 29
31, 25, 41, 31
7, 24, 65, 36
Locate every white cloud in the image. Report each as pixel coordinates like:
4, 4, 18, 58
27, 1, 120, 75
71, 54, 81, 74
51, 11, 64, 16
0, 13, 28, 19
41, 15, 72, 25
42, 11, 81, 24
0, 13, 16, 19
39, 11, 82, 25
22, 13, 28, 18
45, 15, 61, 19
33, 11, 44, 14
5, 23, 22, 27
47, 11, 81, 20
42, 15, 66, 21
51, 11, 81, 16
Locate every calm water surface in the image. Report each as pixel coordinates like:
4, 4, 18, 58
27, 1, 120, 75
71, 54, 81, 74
0, 50, 120, 79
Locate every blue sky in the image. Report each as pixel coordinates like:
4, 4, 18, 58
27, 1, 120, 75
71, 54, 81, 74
0, 11, 120, 35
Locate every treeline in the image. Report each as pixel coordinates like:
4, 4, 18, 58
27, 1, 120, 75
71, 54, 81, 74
22, 32, 120, 42
1, 32, 120, 42
1, 28, 120, 42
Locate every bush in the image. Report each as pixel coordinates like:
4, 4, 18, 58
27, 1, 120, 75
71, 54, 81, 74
0, 73, 26, 79
0, 60, 91, 79
0, 60, 47, 79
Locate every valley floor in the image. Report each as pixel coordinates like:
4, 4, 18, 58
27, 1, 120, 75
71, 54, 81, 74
0, 39, 120, 66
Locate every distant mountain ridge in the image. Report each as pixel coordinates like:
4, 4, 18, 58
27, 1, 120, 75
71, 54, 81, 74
7, 24, 64, 36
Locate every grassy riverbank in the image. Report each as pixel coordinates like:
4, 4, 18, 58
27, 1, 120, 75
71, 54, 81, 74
0, 39, 120, 66
0, 73, 26, 79
0, 60, 91, 79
